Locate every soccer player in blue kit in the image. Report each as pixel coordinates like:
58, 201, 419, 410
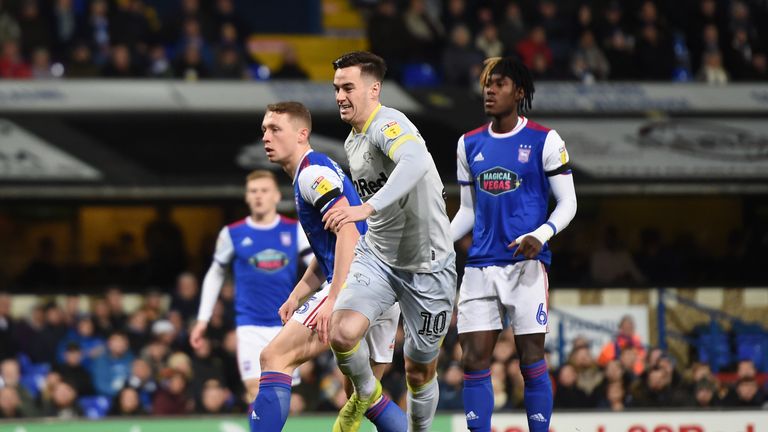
249, 101, 405, 432
190, 170, 312, 402
450, 57, 577, 432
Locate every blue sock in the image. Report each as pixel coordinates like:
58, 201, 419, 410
521, 360, 552, 432
249, 372, 292, 432
462, 369, 493, 432
365, 393, 407, 432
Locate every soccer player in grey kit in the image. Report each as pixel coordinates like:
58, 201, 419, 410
322, 51, 456, 432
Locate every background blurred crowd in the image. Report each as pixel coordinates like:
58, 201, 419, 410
1, 279, 766, 420
0, 0, 767, 84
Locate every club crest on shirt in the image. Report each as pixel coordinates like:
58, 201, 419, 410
280, 231, 292, 247
518, 145, 532, 163
477, 166, 522, 196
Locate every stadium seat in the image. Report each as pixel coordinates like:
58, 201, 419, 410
401, 63, 442, 88
733, 322, 768, 371
79, 395, 112, 419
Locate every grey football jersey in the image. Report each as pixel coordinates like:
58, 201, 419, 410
344, 105, 453, 272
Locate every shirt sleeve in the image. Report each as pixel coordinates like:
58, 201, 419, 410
297, 165, 344, 214
296, 222, 314, 267
213, 227, 234, 265
370, 115, 425, 161
542, 129, 571, 176
456, 135, 472, 185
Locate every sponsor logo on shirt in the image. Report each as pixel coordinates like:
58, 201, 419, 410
311, 176, 334, 195
477, 166, 521, 195
249, 248, 290, 272
559, 145, 568, 165
353, 171, 388, 197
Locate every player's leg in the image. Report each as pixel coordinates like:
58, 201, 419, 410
250, 285, 335, 431
504, 261, 552, 432
362, 302, 407, 432
398, 264, 456, 432
331, 241, 398, 432
457, 266, 505, 432
236, 325, 281, 401
250, 320, 326, 432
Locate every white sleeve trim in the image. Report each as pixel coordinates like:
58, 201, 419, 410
542, 129, 569, 172
213, 227, 234, 265
456, 135, 472, 184
197, 261, 226, 322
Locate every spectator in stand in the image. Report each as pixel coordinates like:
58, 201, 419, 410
630, 365, 688, 408
366, 0, 408, 80
152, 368, 193, 415
51, 0, 77, 59
571, 31, 610, 82
441, 0, 472, 35
442, 24, 484, 87
598, 315, 647, 376
125, 309, 150, 355
65, 42, 100, 77
189, 336, 224, 397
498, 2, 525, 56
602, 30, 635, 80
574, 4, 595, 36
110, 0, 152, 48
196, 378, 233, 414
403, 0, 444, 64
53, 342, 94, 396
475, 24, 503, 59
105, 286, 128, 330
146, 44, 174, 78
635, 24, 674, 80
102, 44, 141, 77
746, 52, 768, 80
16, 0, 49, 57
436, 362, 463, 410
42, 380, 82, 419
722, 377, 765, 407
91, 331, 134, 398
554, 364, 590, 408
109, 386, 147, 416
0, 386, 23, 418
516, 26, 552, 72
164, 0, 215, 44
0, 358, 37, 417
0, 0, 20, 45
271, 45, 309, 80
691, 378, 720, 408
18, 236, 61, 287
697, 50, 729, 84
212, 0, 245, 42
170, 272, 200, 324
141, 338, 170, 379
77, 0, 112, 65
124, 358, 157, 410
569, 344, 603, 401
725, 27, 756, 80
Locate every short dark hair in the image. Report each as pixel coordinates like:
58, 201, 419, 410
479, 56, 535, 114
266, 101, 312, 132
332, 51, 387, 81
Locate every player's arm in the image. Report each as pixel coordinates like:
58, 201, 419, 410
191, 228, 233, 347
451, 134, 476, 242
511, 130, 577, 258
296, 222, 314, 267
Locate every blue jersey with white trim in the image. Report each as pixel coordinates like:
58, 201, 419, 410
457, 118, 569, 267
223, 216, 301, 326
294, 151, 367, 282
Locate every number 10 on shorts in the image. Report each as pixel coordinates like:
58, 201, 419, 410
419, 311, 447, 335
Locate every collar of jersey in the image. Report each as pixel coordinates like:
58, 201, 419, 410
487, 116, 527, 138
246, 215, 280, 230
354, 103, 382, 134
292, 149, 314, 185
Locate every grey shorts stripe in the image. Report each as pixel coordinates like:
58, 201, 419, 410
335, 239, 457, 363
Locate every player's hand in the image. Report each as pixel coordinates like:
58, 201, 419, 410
279, 295, 300, 325
309, 298, 335, 345
322, 204, 374, 232
189, 321, 208, 349
509, 235, 543, 259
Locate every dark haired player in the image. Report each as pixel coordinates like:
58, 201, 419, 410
451, 57, 577, 432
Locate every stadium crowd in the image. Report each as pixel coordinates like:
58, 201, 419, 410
0, 0, 767, 83
0, 278, 766, 419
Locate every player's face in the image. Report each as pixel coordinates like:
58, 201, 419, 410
333, 66, 378, 127
484, 73, 523, 117
245, 177, 280, 217
262, 111, 301, 165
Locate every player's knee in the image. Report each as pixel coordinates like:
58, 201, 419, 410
462, 348, 492, 371
259, 344, 283, 371
404, 361, 436, 389
329, 313, 366, 352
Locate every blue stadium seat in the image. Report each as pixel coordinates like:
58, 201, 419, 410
733, 322, 768, 371
400, 63, 441, 88
79, 395, 112, 419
